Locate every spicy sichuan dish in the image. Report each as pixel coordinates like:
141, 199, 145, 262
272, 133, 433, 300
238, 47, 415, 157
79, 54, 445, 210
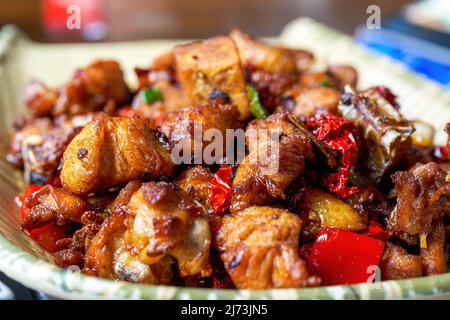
6, 29, 450, 289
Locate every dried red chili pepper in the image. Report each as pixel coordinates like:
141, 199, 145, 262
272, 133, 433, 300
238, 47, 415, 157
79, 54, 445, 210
208, 166, 233, 216
307, 114, 359, 198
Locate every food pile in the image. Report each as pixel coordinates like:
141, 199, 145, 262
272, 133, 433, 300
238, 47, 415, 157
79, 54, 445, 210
7, 30, 450, 289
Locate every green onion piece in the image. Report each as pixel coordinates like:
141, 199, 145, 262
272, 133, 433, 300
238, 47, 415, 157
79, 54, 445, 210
320, 79, 330, 87
247, 85, 268, 119
142, 87, 163, 104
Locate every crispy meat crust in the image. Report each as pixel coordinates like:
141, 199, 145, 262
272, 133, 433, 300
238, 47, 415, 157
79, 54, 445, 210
22, 186, 90, 230
174, 165, 213, 211
281, 85, 342, 118
388, 162, 448, 237
230, 29, 298, 74
53, 60, 129, 116
230, 113, 313, 213
380, 242, 423, 280
174, 36, 250, 119
61, 113, 175, 195
160, 104, 244, 163
217, 206, 309, 289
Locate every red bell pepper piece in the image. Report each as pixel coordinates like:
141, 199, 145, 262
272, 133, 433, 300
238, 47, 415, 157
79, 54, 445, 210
28, 224, 67, 253
305, 228, 385, 285
208, 166, 233, 216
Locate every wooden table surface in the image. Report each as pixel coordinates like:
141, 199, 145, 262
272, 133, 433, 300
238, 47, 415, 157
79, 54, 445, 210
0, 0, 412, 41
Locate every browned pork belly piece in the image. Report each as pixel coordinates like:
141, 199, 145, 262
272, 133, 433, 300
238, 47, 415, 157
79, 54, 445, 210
21, 186, 90, 230
174, 36, 250, 120
174, 166, 214, 211
388, 162, 448, 238
160, 104, 244, 164
380, 242, 423, 280
338, 87, 414, 182
230, 113, 314, 214
7, 117, 83, 184
217, 206, 310, 289
230, 29, 298, 74
23, 80, 58, 118
84, 182, 211, 283
279, 85, 342, 118
53, 60, 129, 117
60, 113, 175, 195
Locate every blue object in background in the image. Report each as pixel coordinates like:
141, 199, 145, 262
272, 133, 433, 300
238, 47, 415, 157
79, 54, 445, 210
355, 25, 450, 90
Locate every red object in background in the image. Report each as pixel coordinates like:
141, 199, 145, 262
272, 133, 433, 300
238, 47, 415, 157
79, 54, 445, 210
305, 228, 385, 286
42, 0, 107, 41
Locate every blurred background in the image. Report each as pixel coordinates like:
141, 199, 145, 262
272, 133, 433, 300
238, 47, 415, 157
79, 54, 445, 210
0, 0, 417, 40
0, 0, 449, 87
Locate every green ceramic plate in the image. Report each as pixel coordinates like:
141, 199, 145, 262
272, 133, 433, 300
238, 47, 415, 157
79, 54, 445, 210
0, 18, 449, 300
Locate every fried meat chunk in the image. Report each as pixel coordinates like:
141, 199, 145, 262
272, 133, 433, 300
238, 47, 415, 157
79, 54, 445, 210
7, 117, 84, 184
174, 36, 250, 119
54, 210, 105, 268
131, 81, 189, 122
160, 104, 243, 164
85, 182, 211, 282
174, 166, 213, 211
420, 220, 448, 275
280, 85, 342, 118
388, 162, 448, 237
380, 242, 423, 280
23, 80, 58, 117
230, 29, 298, 74
61, 113, 175, 195
217, 206, 309, 289
230, 113, 314, 214
327, 66, 358, 90
53, 60, 129, 116
21, 186, 90, 230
